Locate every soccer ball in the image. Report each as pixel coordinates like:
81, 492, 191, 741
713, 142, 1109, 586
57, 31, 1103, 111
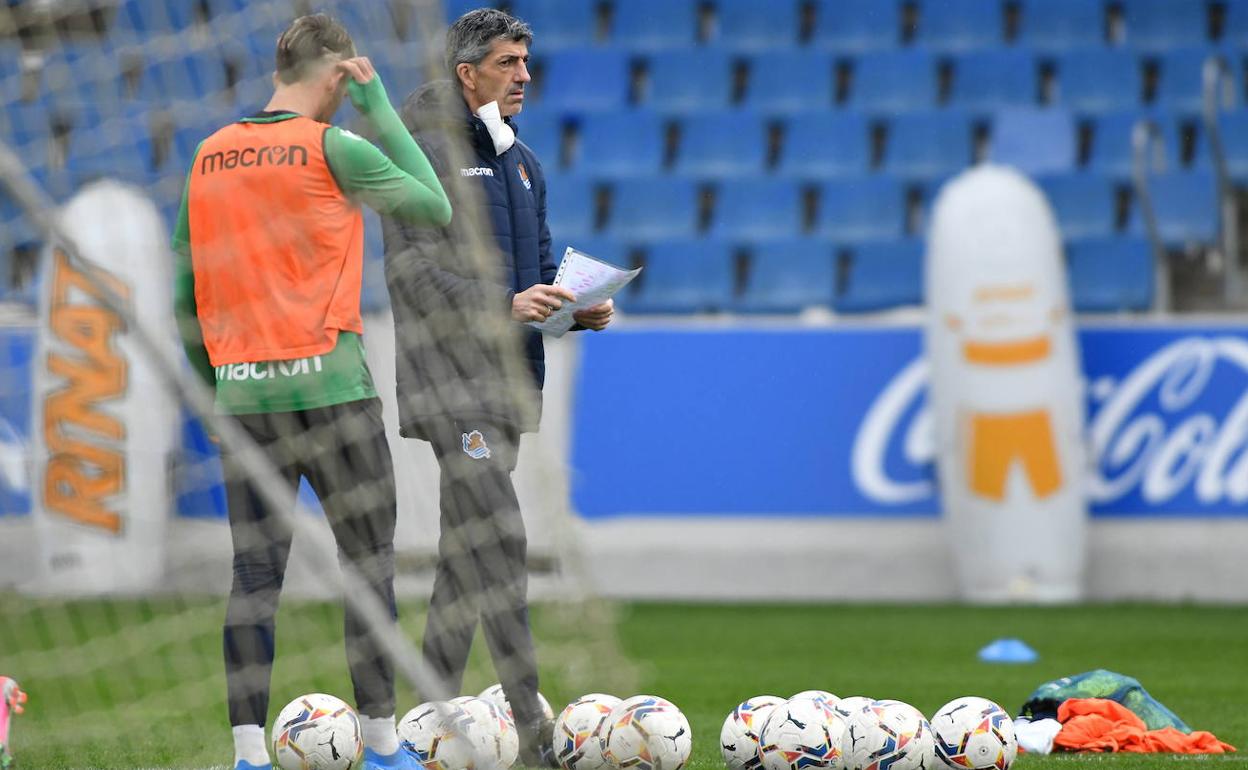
600, 695, 692, 770
271, 693, 364, 770
454, 696, 520, 770
841, 700, 934, 770
791, 691, 841, 709
553, 693, 622, 770
930, 697, 1017, 770
831, 697, 875, 725
720, 695, 786, 770
479, 683, 556, 723
757, 697, 847, 770
399, 700, 484, 770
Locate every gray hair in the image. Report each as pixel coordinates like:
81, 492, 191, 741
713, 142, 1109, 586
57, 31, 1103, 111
445, 8, 533, 76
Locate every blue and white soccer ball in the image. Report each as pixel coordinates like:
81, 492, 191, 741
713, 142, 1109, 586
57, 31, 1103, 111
453, 695, 519, 770
271, 693, 364, 770
757, 696, 847, 770
930, 697, 1017, 770
791, 691, 841, 711
399, 700, 484, 770
479, 683, 556, 723
720, 695, 786, 770
553, 693, 622, 770
841, 700, 934, 770
600, 695, 692, 770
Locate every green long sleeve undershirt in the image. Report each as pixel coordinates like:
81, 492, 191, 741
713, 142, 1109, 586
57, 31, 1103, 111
171, 74, 450, 414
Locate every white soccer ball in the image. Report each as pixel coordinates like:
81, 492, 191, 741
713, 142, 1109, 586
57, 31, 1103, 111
553, 693, 622, 770
399, 700, 484, 770
455, 696, 520, 770
272, 693, 364, 770
757, 697, 847, 770
600, 695, 692, 770
791, 691, 841, 710
720, 695, 786, 770
479, 683, 556, 723
841, 700, 934, 770
831, 697, 875, 725
930, 697, 1017, 770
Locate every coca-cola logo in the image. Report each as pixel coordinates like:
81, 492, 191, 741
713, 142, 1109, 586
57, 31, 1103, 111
851, 335, 1248, 510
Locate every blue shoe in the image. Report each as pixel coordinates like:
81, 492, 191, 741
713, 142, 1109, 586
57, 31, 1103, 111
233, 762, 272, 770
364, 747, 426, 770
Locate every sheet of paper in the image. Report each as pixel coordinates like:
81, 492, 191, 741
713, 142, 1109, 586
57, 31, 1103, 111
529, 247, 641, 338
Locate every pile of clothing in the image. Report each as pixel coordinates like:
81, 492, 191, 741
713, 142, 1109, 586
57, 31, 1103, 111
1014, 669, 1236, 755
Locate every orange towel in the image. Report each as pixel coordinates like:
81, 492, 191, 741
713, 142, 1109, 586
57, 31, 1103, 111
1053, 698, 1236, 754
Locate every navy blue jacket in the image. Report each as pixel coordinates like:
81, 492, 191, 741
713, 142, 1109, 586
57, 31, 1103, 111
382, 81, 556, 437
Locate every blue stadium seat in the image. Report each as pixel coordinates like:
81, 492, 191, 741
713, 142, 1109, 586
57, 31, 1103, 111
1194, 109, 1248, 183
1154, 47, 1232, 115
712, 0, 801, 51
835, 239, 924, 312
1018, 0, 1108, 52
625, 239, 736, 313
607, 177, 700, 240
360, 211, 390, 314
138, 52, 228, 102
1036, 172, 1117, 239
1129, 170, 1219, 246
576, 110, 666, 177
1088, 111, 1182, 178
511, 0, 599, 48
674, 112, 769, 178
1228, 0, 1248, 47
644, 49, 735, 113
331, 3, 399, 45
848, 50, 939, 113
1066, 236, 1154, 311
778, 112, 872, 179
736, 239, 836, 313
544, 174, 598, 241
611, 0, 699, 50
113, 0, 178, 34
709, 178, 805, 241
535, 49, 631, 112
1123, 0, 1210, 52
2, 100, 53, 146
745, 50, 836, 114
882, 111, 974, 180
914, 0, 1006, 52
813, 0, 900, 52
442, 0, 497, 24
817, 176, 907, 243
1057, 49, 1144, 114
990, 107, 1077, 175
950, 49, 1039, 112
516, 110, 566, 170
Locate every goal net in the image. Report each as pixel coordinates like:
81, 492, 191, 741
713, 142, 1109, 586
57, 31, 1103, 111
0, 1, 635, 767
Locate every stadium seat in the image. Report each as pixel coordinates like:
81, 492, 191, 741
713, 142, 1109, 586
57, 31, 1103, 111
442, 0, 496, 24
1154, 48, 1233, 116
674, 112, 769, 178
812, 0, 900, 52
574, 110, 666, 177
2, 100, 53, 146
708, 178, 805, 241
847, 50, 939, 113
914, 0, 1006, 52
745, 50, 836, 114
835, 239, 924, 312
990, 107, 1077, 175
1018, 0, 1108, 51
712, 0, 801, 51
1129, 170, 1219, 246
1194, 109, 1248, 183
516, 110, 566, 170
736, 239, 836, 313
1087, 111, 1182, 179
510, 0, 600, 48
882, 111, 974, 180
1066, 236, 1154, 311
606, 177, 700, 240
1228, 0, 1248, 47
643, 49, 735, 113
625, 239, 736, 313
1122, 0, 1210, 52
544, 174, 598, 241
610, 0, 699, 50
360, 212, 389, 314
535, 49, 631, 112
778, 112, 872, 179
817, 176, 907, 243
138, 52, 228, 102
332, 3, 400, 46
1036, 172, 1117, 239
1057, 49, 1144, 114
949, 49, 1040, 113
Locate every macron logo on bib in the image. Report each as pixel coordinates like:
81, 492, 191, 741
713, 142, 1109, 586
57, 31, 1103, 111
460, 167, 495, 177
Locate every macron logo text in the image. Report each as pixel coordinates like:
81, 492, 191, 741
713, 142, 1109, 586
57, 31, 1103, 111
460, 167, 495, 177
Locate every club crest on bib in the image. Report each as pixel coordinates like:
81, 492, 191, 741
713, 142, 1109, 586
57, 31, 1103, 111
517, 160, 532, 190
462, 430, 492, 460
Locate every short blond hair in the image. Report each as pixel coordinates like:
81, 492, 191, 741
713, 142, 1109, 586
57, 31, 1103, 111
275, 14, 356, 84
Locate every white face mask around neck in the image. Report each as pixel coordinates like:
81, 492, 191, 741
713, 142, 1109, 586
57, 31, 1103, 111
475, 100, 516, 156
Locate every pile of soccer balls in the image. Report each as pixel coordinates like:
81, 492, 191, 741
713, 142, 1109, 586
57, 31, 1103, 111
722, 692, 1017, 770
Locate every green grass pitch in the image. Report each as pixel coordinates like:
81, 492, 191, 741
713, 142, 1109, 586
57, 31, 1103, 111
1, 598, 1244, 769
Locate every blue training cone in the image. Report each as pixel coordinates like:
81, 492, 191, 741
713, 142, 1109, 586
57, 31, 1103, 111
978, 638, 1038, 663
